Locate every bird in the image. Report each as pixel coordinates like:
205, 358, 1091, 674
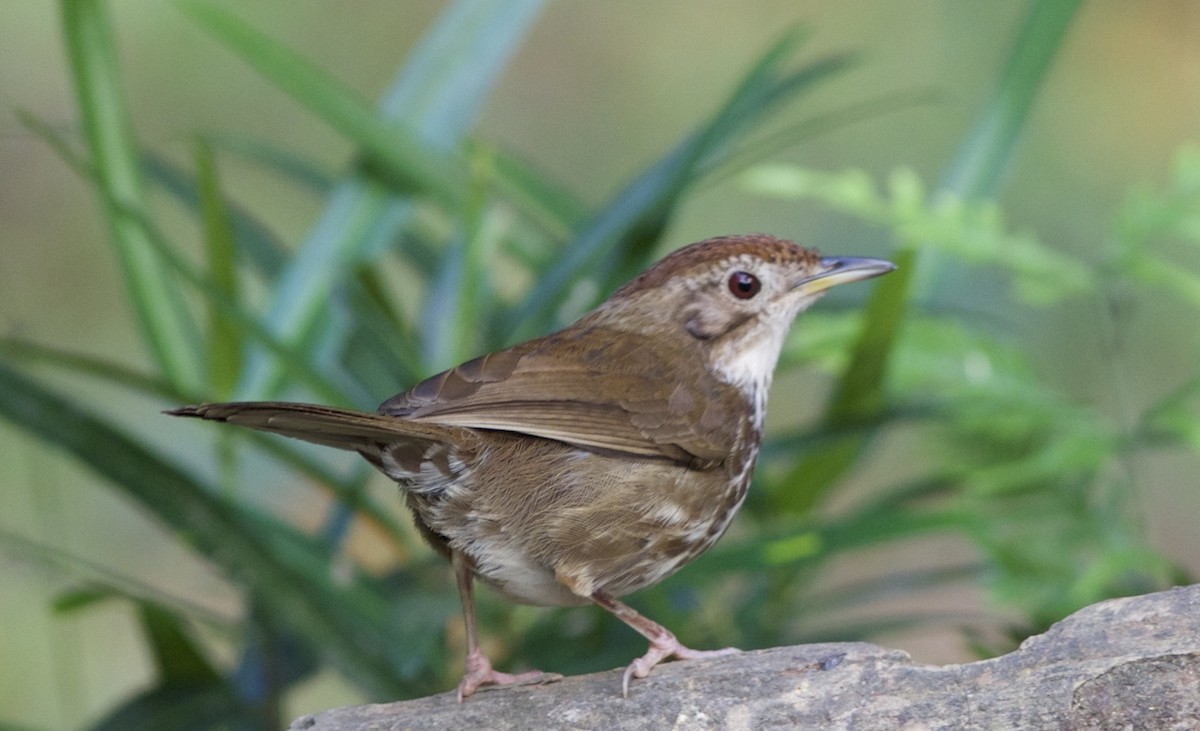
168, 234, 894, 699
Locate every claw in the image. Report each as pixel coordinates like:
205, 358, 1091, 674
619, 634, 738, 697
591, 590, 740, 697
457, 646, 547, 701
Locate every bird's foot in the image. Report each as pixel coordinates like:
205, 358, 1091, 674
621, 633, 740, 697
457, 647, 549, 701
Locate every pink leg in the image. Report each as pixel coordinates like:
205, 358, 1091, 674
592, 591, 739, 697
453, 553, 545, 701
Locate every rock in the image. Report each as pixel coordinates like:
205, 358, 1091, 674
290, 584, 1200, 731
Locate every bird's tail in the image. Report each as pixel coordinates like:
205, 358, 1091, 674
166, 401, 451, 452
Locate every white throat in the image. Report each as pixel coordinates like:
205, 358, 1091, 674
707, 296, 816, 429
708, 317, 792, 434
710, 326, 786, 394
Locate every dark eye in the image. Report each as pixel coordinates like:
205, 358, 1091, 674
728, 271, 761, 300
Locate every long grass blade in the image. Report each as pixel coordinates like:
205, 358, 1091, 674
60, 0, 203, 393
175, 0, 544, 399
176, 0, 465, 208
116, 199, 365, 406
0, 336, 179, 400
0, 362, 414, 697
21, 112, 293, 283
780, 1, 1084, 510
506, 32, 853, 339
195, 140, 242, 399
141, 148, 289, 277
0, 337, 410, 546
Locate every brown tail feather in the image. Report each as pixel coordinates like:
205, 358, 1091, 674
166, 401, 453, 451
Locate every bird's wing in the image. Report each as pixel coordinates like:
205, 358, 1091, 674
378, 326, 745, 466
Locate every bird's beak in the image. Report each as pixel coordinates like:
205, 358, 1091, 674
792, 256, 896, 296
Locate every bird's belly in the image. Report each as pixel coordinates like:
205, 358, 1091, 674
423, 436, 753, 606
469, 537, 591, 607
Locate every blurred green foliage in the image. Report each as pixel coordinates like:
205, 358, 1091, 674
1, 0, 1196, 728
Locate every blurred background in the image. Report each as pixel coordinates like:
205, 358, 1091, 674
2, 1, 1199, 728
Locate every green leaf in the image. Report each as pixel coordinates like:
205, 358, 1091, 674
0, 337, 180, 400
176, 0, 465, 208
485, 142, 588, 238
771, 251, 913, 512
59, 0, 203, 393
335, 268, 427, 392
507, 31, 854, 339
939, 0, 1087, 201
142, 601, 222, 686
765, 2, 1083, 512
53, 588, 230, 690
18, 109, 290, 282
116, 191, 368, 404
15, 110, 361, 403
0, 362, 416, 697
421, 167, 511, 368
16, 108, 90, 177
1141, 375, 1200, 449
0, 337, 409, 546
699, 489, 963, 577
141, 148, 289, 278
704, 88, 943, 188
204, 133, 334, 195
195, 139, 243, 399
0, 722, 47, 731
1129, 254, 1200, 310
746, 165, 1094, 305
189, 0, 545, 398
919, 0, 1085, 296
86, 684, 257, 731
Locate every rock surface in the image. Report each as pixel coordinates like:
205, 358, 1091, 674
290, 584, 1200, 730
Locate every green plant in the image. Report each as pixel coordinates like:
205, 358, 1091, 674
743, 152, 1197, 635
2, 1, 1193, 728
